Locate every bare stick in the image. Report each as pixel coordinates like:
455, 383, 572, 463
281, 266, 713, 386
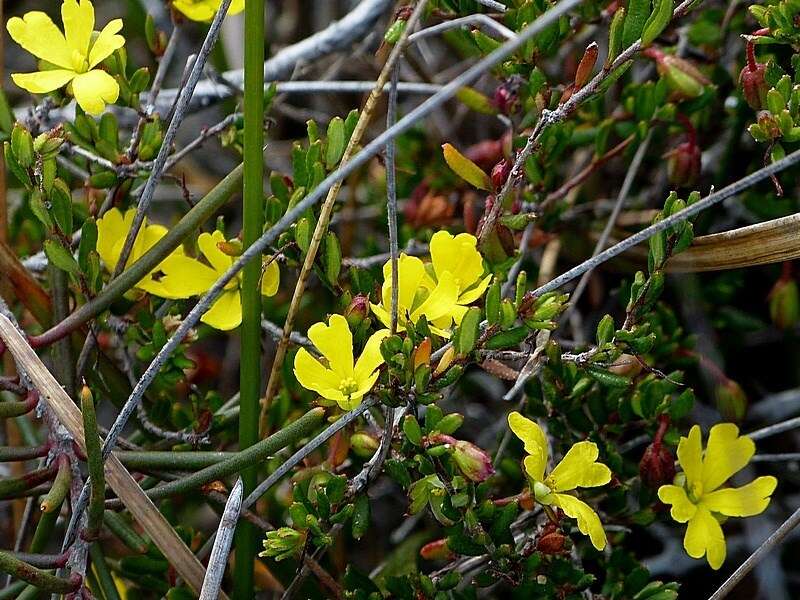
199, 478, 243, 600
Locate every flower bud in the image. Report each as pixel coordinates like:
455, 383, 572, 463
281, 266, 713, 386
420, 538, 454, 561
260, 527, 306, 561
666, 141, 701, 187
644, 48, 709, 100
345, 294, 370, 328
536, 527, 567, 554
739, 63, 768, 111
492, 76, 524, 115
715, 378, 748, 422
639, 441, 676, 488
452, 440, 495, 482
350, 431, 380, 459
769, 275, 799, 330
217, 238, 243, 257
491, 159, 512, 189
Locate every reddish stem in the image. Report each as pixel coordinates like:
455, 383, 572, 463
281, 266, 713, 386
746, 40, 758, 72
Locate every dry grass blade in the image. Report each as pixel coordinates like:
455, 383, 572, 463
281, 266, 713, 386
0, 314, 221, 599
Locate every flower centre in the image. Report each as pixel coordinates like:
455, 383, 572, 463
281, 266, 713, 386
687, 480, 704, 503
338, 377, 359, 396
71, 49, 88, 74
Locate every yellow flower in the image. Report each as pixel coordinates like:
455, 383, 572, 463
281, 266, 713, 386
428, 231, 491, 324
658, 424, 777, 570
172, 0, 245, 22
154, 230, 280, 331
96, 208, 182, 297
509, 411, 612, 550
7, 0, 124, 116
293, 314, 389, 410
370, 254, 460, 337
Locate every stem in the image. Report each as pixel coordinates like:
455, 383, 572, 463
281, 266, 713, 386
88, 544, 122, 600
0, 464, 56, 499
0, 391, 38, 418
746, 39, 757, 72
105, 408, 324, 507
39, 454, 71, 513
116, 450, 235, 470
80, 386, 105, 538
236, 0, 266, 596
0, 551, 80, 593
0, 445, 49, 462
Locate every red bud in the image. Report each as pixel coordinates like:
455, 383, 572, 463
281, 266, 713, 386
491, 159, 512, 189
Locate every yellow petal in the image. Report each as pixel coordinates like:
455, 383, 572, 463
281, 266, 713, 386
88, 19, 125, 69
201, 289, 242, 330
172, 0, 244, 22
136, 276, 179, 299
507, 411, 548, 481
702, 476, 777, 517
62, 0, 94, 58
429, 231, 486, 293
684, 506, 726, 570
548, 441, 611, 492
307, 314, 354, 378
353, 329, 390, 384
382, 254, 426, 316
11, 70, 76, 94
198, 230, 233, 274
370, 301, 394, 331
7, 12, 72, 69
136, 224, 172, 263
156, 255, 219, 297
702, 423, 755, 493
345, 371, 381, 410
677, 425, 703, 492
413, 270, 459, 324
260, 258, 280, 297
71, 69, 119, 115
458, 273, 492, 305
96, 208, 129, 271
657, 484, 697, 523
552, 493, 607, 551
294, 348, 344, 397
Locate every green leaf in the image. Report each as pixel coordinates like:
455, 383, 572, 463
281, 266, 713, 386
454, 307, 481, 356
11, 123, 34, 168
44, 239, 79, 275
442, 143, 492, 191
323, 231, 341, 286
79, 218, 98, 272
606, 8, 626, 68
641, 0, 674, 46
622, 0, 650, 47
455, 87, 498, 115
402, 415, 423, 446
596, 314, 615, 345
352, 494, 370, 540
50, 180, 73, 236
0, 90, 13, 135
325, 116, 346, 169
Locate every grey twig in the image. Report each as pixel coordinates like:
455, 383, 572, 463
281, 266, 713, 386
198, 478, 243, 600
154, 0, 395, 113
408, 14, 516, 42
474, 0, 508, 11
747, 415, 800, 441
708, 504, 800, 600
261, 319, 312, 349
387, 62, 401, 334
562, 129, 653, 318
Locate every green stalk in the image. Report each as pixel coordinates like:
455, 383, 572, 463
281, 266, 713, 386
117, 450, 234, 470
126, 408, 323, 504
81, 386, 105, 537
235, 0, 265, 597
0, 551, 80, 593
38, 454, 71, 513
103, 511, 148, 554
0, 445, 48, 462
89, 543, 122, 600
0, 465, 55, 499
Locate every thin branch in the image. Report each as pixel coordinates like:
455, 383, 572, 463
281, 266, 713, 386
199, 478, 243, 600
747, 416, 800, 441
408, 14, 516, 42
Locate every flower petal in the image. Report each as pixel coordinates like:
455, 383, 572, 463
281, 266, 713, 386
345, 371, 381, 410
508, 412, 548, 481
62, 0, 94, 58
198, 230, 233, 275
703, 476, 777, 517
458, 273, 492, 305
7, 12, 72, 69
677, 425, 703, 492
172, 0, 245, 22
201, 289, 242, 330
353, 329, 390, 383
548, 441, 611, 492
71, 69, 119, 115
430, 231, 486, 293
307, 314, 353, 378
413, 270, 459, 323
657, 484, 697, 523
683, 506, 726, 570
261, 258, 280, 297
11, 70, 76, 94
294, 348, 344, 396
96, 208, 131, 271
157, 255, 220, 297
88, 19, 125, 69
552, 493, 607, 550
382, 254, 426, 316
702, 423, 755, 493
